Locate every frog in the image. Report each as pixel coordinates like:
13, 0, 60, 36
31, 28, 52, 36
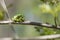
12, 14, 25, 22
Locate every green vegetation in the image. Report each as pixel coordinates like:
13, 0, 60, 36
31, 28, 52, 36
0, 10, 4, 20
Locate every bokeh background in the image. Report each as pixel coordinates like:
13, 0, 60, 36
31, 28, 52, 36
0, 0, 60, 38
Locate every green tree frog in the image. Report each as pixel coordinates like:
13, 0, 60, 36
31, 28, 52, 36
12, 14, 25, 22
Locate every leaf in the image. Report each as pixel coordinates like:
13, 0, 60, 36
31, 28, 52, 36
39, 4, 52, 13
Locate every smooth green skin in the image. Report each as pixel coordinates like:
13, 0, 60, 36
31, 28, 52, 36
0, 11, 4, 20
12, 14, 25, 22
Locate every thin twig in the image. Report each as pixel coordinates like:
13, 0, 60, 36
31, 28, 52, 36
11, 34, 60, 40
0, 21, 60, 39
0, 20, 60, 29
54, 17, 57, 27
0, 34, 60, 40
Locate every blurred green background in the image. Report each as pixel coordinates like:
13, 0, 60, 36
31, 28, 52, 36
0, 0, 60, 38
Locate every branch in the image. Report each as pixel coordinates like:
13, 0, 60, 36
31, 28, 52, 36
0, 21, 60, 40
0, 34, 60, 40
2, 34, 60, 40
1, 34, 60, 40
0, 20, 60, 29
16, 34, 60, 40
